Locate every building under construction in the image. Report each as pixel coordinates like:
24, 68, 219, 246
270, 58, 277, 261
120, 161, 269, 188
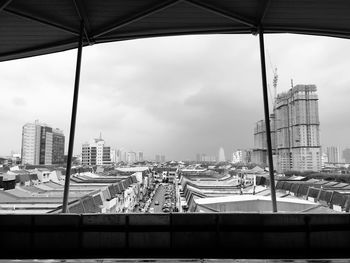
254, 85, 321, 172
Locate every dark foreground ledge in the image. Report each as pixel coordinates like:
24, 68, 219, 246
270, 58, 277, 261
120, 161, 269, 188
0, 213, 350, 259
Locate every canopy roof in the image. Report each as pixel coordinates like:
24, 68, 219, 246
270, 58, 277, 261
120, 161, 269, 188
1, 0, 350, 62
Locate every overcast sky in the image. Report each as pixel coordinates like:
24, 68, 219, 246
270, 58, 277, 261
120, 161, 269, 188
1, 33, 350, 160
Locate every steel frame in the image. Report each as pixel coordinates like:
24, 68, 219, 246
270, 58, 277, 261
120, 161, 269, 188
62, 21, 84, 213
92, 0, 183, 38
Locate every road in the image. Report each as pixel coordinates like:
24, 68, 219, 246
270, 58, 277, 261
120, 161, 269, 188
148, 183, 177, 213
149, 183, 166, 213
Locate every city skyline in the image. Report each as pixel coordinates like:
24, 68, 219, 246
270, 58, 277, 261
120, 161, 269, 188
1, 34, 350, 160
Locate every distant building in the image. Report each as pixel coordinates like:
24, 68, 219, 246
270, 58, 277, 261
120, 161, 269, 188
232, 149, 251, 164
155, 154, 165, 163
196, 153, 201, 162
196, 153, 216, 162
342, 148, 350, 163
218, 147, 226, 162
252, 116, 276, 166
321, 152, 329, 168
81, 136, 111, 166
127, 152, 137, 163
110, 149, 117, 163
327, 146, 340, 163
155, 154, 160, 162
52, 129, 65, 164
21, 120, 65, 165
137, 151, 144, 162
232, 150, 243, 164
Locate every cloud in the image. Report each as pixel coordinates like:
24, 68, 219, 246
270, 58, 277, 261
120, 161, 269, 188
1, 34, 350, 159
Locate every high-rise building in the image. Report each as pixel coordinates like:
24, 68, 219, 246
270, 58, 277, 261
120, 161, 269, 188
127, 152, 137, 163
327, 146, 340, 164
218, 147, 226, 162
110, 148, 117, 163
275, 85, 321, 172
21, 120, 65, 165
155, 154, 165, 163
155, 154, 160, 162
321, 152, 329, 168
342, 148, 350, 163
196, 153, 201, 162
52, 129, 65, 164
232, 150, 243, 164
253, 85, 321, 172
81, 136, 111, 166
233, 149, 253, 164
161, 155, 166, 163
252, 115, 277, 166
137, 151, 144, 162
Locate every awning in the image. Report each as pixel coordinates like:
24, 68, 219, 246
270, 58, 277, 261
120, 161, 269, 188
1, 0, 350, 62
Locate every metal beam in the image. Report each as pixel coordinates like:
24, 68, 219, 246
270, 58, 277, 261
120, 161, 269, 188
185, 0, 257, 28
0, 37, 79, 62
93, 0, 183, 38
62, 21, 84, 213
4, 8, 79, 36
266, 26, 350, 39
73, 0, 93, 44
0, 0, 12, 12
258, 0, 272, 24
258, 27, 277, 212
94, 27, 250, 43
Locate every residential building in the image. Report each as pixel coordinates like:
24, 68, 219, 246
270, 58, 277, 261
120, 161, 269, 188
196, 153, 216, 162
327, 146, 340, 164
252, 116, 277, 166
137, 151, 144, 162
81, 136, 111, 166
161, 155, 166, 162
110, 148, 117, 163
155, 154, 165, 163
321, 152, 329, 168
155, 154, 160, 163
218, 147, 226, 162
232, 150, 243, 164
253, 85, 321, 172
21, 120, 64, 165
343, 148, 350, 163
232, 149, 251, 164
275, 85, 321, 172
52, 129, 65, 164
127, 152, 137, 163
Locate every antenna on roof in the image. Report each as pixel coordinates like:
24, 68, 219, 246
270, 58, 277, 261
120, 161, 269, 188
291, 79, 294, 89
99, 132, 102, 140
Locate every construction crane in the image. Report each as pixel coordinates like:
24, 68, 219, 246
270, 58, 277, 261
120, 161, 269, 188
272, 67, 278, 109
266, 48, 278, 109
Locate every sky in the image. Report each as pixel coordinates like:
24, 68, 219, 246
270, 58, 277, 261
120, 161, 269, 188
1, 33, 350, 160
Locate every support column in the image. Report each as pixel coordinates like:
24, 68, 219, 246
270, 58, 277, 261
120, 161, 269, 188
62, 22, 84, 213
258, 28, 277, 212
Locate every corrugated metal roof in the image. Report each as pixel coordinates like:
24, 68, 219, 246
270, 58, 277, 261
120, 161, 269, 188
1, 0, 350, 62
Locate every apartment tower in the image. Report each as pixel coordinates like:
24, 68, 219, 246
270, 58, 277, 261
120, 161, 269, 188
81, 136, 111, 166
275, 85, 321, 172
21, 120, 65, 165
